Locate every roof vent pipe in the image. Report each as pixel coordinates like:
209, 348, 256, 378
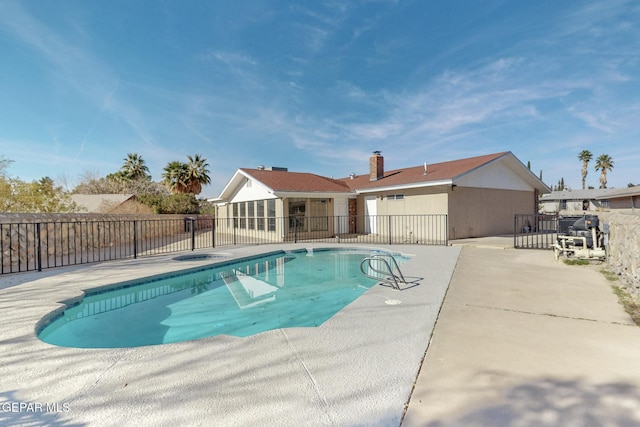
423, 162, 428, 175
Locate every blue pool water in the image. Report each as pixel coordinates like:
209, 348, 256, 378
38, 249, 405, 348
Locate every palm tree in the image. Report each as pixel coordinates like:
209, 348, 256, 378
578, 150, 592, 190
121, 153, 150, 180
595, 154, 614, 189
185, 154, 211, 195
162, 161, 189, 194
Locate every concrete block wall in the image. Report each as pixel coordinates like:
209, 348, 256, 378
602, 212, 640, 298
562, 211, 640, 298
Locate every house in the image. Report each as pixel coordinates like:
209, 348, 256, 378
600, 186, 640, 211
539, 186, 640, 213
539, 189, 612, 213
213, 151, 550, 240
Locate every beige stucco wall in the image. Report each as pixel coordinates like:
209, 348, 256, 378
448, 187, 535, 239
372, 186, 449, 216
357, 186, 535, 239
353, 187, 449, 233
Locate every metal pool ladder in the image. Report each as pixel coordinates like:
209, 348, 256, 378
360, 254, 409, 290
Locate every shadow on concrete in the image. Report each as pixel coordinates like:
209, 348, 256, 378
424, 376, 640, 426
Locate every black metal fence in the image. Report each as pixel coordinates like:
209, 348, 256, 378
213, 214, 448, 247
1, 214, 448, 274
514, 214, 558, 249
0, 218, 215, 274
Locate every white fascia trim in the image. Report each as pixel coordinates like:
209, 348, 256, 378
355, 179, 453, 194
273, 191, 354, 199
216, 170, 246, 200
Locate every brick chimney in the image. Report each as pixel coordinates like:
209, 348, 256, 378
369, 151, 384, 181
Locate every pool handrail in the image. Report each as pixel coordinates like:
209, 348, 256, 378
359, 254, 407, 290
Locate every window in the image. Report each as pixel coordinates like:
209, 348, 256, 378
233, 203, 238, 228
248, 201, 255, 230
256, 200, 265, 230
387, 194, 404, 200
267, 199, 276, 231
232, 200, 276, 232
239, 202, 246, 229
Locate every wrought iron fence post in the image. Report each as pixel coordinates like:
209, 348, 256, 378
133, 220, 138, 259
190, 218, 196, 251
212, 218, 216, 248
445, 215, 449, 246
36, 222, 42, 272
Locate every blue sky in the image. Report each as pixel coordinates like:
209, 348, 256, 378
1, 0, 638, 198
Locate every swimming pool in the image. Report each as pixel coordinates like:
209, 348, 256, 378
37, 248, 406, 348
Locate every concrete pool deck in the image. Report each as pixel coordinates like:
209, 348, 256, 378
403, 241, 640, 426
2, 241, 640, 426
0, 244, 460, 427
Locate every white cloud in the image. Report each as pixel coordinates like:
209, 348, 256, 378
206, 50, 258, 68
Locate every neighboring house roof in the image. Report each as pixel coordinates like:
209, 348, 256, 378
540, 188, 620, 202
71, 194, 135, 213
595, 186, 640, 200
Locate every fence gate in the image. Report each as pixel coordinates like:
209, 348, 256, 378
514, 214, 558, 249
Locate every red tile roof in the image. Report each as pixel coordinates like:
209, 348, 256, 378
240, 169, 352, 193
339, 152, 509, 190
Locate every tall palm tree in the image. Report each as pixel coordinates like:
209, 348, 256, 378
162, 161, 189, 194
595, 154, 614, 189
185, 154, 211, 195
577, 150, 593, 190
121, 153, 150, 180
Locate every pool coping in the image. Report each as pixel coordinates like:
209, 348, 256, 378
0, 243, 461, 426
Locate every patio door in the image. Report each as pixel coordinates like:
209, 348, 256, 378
365, 196, 377, 234
334, 198, 347, 234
